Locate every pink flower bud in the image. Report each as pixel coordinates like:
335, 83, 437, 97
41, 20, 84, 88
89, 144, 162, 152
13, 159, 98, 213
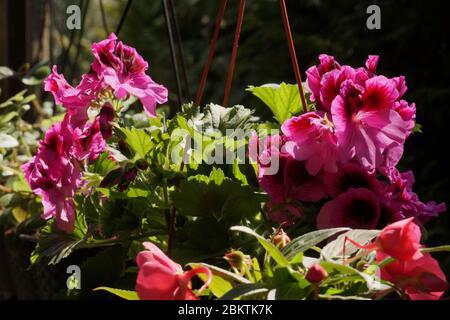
306, 264, 328, 283
272, 229, 291, 249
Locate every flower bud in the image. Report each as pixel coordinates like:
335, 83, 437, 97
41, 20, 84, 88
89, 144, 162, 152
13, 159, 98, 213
224, 250, 252, 275
99, 102, 115, 139
306, 264, 328, 283
272, 229, 290, 249
136, 159, 149, 170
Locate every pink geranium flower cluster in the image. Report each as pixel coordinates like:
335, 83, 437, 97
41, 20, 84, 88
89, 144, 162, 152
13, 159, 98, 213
22, 34, 168, 233
255, 54, 445, 228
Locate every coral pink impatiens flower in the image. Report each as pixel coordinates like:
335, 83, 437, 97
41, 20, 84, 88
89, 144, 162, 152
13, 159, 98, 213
377, 251, 448, 300
343, 218, 423, 262
135, 242, 211, 300
374, 217, 422, 260
91, 33, 168, 117
282, 111, 339, 175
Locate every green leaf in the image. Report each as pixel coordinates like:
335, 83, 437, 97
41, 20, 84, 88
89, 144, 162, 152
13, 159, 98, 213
81, 247, 126, 293
89, 151, 118, 175
93, 287, 139, 300
0, 133, 19, 148
22, 77, 44, 86
119, 127, 154, 159
201, 103, 255, 133
320, 261, 390, 292
173, 168, 262, 220
0, 112, 19, 126
282, 228, 350, 261
247, 82, 305, 123
321, 229, 380, 261
22, 62, 50, 86
30, 212, 87, 265
188, 263, 240, 298
413, 122, 422, 133
219, 283, 268, 300
230, 226, 289, 267
0, 66, 14, 80
178, 102, 256, 134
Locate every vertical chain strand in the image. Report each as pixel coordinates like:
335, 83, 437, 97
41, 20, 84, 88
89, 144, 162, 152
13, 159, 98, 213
223, 0, 246, 108
280, 0, 307, 113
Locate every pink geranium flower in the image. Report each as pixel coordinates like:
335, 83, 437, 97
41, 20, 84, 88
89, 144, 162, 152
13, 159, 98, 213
383, 169, 446, 222
324, 162, 382, 198
135, 242, 211, 300
252, 133, 326, 225
394, 100, 416, 136
317, 188, 380, 229
45, 66, 101, 125
305, 55, 415, 172
377, 251, 448, 300
282, 111, 339, 175
306, 54, 340, 111
331, 76, 409, 171
71, 116, 107, 163
91, 33, 168, 117
22, 123, 81, 233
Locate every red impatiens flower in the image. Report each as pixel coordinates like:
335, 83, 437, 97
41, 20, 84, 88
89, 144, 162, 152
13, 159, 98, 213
375, 217, 423, 260
343, 217, 423, 261
135, 242, 211, 300
377, 251, 448, 300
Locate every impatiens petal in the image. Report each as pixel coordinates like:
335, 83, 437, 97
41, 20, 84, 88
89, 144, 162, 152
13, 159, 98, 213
378, 251, 448, 300
138, 242, 182, 273
135, 261, 181, 300
375, 217, 423, 260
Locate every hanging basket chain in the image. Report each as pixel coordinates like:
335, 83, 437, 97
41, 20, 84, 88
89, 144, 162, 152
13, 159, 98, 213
195, 0, 228, 107
280, 0, 307, 113
115, 0, 133, 36
223, 0, 246, 108
99, 0, 110, 36
162, 0, 184, 107
168, 0, 191, 101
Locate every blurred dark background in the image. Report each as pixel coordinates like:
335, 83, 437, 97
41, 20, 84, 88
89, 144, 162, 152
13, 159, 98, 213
1, 0, 449, 295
